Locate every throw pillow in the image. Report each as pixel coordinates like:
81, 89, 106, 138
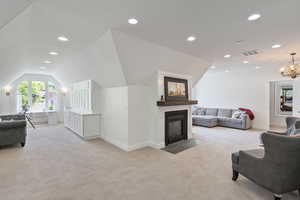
232, 111, 242, 119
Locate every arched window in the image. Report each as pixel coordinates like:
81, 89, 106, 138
15, 75, 59, 113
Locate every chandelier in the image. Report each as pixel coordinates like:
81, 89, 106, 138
280, 53, 300, 79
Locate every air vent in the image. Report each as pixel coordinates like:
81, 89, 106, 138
242, 50, 259, 56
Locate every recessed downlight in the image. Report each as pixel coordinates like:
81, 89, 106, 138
187, 36, 196, 42
243, 61, 249, 64
49, 51, 58, 55
128, 18, 138, 25
58, 36, 69, 42
224, 54, 231, 58
248, 14, 261, 21
43, 60, 52, 64
225, 70, 230, 73
210, 65, 216, 69
272, 44, 281, 49
255, 66, 261, 69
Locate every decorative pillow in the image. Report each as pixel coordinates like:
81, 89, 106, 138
192, 108, 206, 115
232, 111, 243, 119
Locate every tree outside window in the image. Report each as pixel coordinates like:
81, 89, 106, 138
17, 81, 58, 113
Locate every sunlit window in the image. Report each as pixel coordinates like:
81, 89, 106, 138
17, 81, 58, 113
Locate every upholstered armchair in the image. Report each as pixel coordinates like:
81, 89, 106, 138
232, 132, 300, 200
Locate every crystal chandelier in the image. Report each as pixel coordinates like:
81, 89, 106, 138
280, 53, 300, 79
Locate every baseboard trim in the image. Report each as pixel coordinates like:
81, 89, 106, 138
101, 135, 129, 151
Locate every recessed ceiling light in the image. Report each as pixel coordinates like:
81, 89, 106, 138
58, 36, 69, 42
49, 51, 58, 55
40, 66, 46, 70
225, 70, 230, 73
243, 61, 249, 64
248, 14, 261, 21
210, 65, 216, 69
224, 54, 231, 58
255, 66, 261, 69
272, 44, 281, 49
43, 60, 52, 64
187, 36, 196, 42
128, 18, 138, 25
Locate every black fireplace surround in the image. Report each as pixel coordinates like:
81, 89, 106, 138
165, 110, 188, 146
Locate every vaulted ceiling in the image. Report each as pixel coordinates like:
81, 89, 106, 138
0, 0, 299, 86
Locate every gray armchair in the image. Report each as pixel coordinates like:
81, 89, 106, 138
0, 114, 27, 147
232, 132, 300, 200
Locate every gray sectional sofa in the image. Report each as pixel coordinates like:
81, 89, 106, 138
192, 107, 252, 130
0, 114, 27, 147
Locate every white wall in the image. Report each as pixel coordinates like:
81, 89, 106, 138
128, 85, 151, 150
193, 66, 289, 130
100, 86, 129, 151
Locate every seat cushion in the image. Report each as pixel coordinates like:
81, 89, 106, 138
242, 149, 265, 159
218, 109, 232, 118
206, 108, 218, 116
218, 117, 243, 128
192, 115, 218, 127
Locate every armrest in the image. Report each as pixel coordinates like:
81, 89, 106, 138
241, 114, 252, 129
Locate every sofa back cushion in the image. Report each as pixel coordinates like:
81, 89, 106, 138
192, 107, 206, 115
206, 108, 218, 116
218, 109, 232, 118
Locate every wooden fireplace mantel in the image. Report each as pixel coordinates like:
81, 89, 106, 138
156, 100, 198, 107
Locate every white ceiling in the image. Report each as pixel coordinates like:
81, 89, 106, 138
0, 0, 300, 85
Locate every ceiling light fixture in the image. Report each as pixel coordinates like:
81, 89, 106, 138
280, 53, 300, 79
224, 54, 231, 58
225, 70, 230, 73
243, 61, 249, 64
272, 44, 281, 49
43, 60, 52, 64
248, 14, 261, 21
58, 36, 69, 42
128, 18, 138, 25
255, 66, 261, 69
187, 36, 196, 42
49, 51, 58, 55
211, 65, 216, 69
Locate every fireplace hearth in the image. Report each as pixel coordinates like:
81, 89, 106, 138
165, 110, 188, 146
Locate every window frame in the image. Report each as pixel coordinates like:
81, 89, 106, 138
15, 75, 60, 113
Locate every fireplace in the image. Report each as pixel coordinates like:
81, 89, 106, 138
165, 110, 188, 146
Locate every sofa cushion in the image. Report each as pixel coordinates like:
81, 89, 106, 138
218, 109, 232, 118
192, 115, 218, 128
0, 120, 26, 129
195, 108, 206, 115
218, 117, 243, 128
206, 108, 218, 116
232, 110, 244, 119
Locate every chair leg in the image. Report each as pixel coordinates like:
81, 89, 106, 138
232, 169, 239, 181
298, 189, 300, 196
21, 142, 25, 147
273, 194, 282, 200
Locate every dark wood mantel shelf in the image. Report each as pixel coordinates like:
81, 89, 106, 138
157, 100, 198, 107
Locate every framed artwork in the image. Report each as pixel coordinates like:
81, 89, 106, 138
164, 76, 188, 101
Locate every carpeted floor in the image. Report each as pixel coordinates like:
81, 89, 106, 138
0, 125, 298, 200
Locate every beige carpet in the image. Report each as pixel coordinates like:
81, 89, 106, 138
0, 125, 298, 200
